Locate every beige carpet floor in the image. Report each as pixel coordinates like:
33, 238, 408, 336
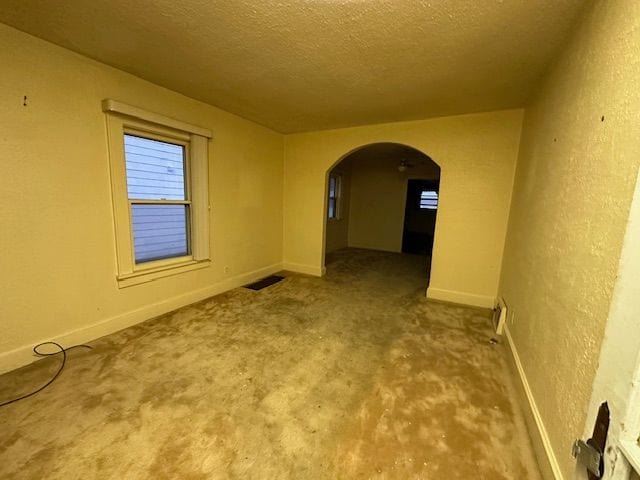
0, 248, 541, 479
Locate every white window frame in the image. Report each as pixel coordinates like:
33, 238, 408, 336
328, 173, 342, 220
419, 189, 439, 210
103, 99, 212, 287
618, 362, 640, 476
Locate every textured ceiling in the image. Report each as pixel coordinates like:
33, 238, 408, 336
0, 0, 586, 133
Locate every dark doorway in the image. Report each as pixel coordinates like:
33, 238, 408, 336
402, 179, 439, 255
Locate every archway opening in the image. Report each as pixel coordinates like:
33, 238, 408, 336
322, 142, 441, 285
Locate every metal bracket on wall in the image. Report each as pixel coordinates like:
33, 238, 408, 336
572, 439, 602, 477
573, 402, 610, 480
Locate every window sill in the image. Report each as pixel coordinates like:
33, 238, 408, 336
117, 258, 211, 288
620, 440, 640, 474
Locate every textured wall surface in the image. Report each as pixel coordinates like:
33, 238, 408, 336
0, 0, 585, 132
0, 24, 284, 370
284, 110, 523, 306
498, 1, 640, 477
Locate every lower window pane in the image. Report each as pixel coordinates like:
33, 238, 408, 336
131, 204, 189, 263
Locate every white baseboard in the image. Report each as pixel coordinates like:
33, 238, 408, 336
505, 325, 565, 480
426, 286, 495, 309
281, 262, 325, 277
0, 263, 283, 375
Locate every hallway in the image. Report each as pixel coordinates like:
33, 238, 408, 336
0, 249, 540, 479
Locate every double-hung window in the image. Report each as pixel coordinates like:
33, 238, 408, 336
328, 173, 342, 219
103, 100, 211, 287
125, 133, 190, 263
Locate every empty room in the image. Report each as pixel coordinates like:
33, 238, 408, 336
1, 1, 640, 479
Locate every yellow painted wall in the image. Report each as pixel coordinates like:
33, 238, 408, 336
0, 24, 284, 372
283, 110, 524, 306
324, 162, 351, 253
498, 1, 640, 478
348, 156, 439, 253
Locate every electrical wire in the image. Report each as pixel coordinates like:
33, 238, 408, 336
0, 341, 92, 407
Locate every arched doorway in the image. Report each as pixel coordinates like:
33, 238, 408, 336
322, 142, 441, 284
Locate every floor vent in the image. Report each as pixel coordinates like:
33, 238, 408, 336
244, 275, 284, 291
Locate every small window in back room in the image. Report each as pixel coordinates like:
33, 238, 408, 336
419, 190, 438, 210
328, 173, 341, 219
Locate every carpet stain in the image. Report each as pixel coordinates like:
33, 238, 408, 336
0, 248, 540, 479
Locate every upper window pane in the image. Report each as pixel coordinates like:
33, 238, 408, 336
124, 134, 186, 200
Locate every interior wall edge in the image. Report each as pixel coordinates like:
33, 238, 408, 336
425, 287, 495, 309
0, 262, 284, 375
504, 324, 565, 480
494, 112, 526, 293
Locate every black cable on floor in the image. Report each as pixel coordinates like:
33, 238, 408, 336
0, 341, 92, 407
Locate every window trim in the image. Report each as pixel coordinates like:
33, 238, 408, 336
619, 440, 640, 475
618, 359, 640, 476
103, 100, 211, 287
103, 99, 212, 138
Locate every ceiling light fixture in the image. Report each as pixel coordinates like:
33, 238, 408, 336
398, 159, 412, 172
